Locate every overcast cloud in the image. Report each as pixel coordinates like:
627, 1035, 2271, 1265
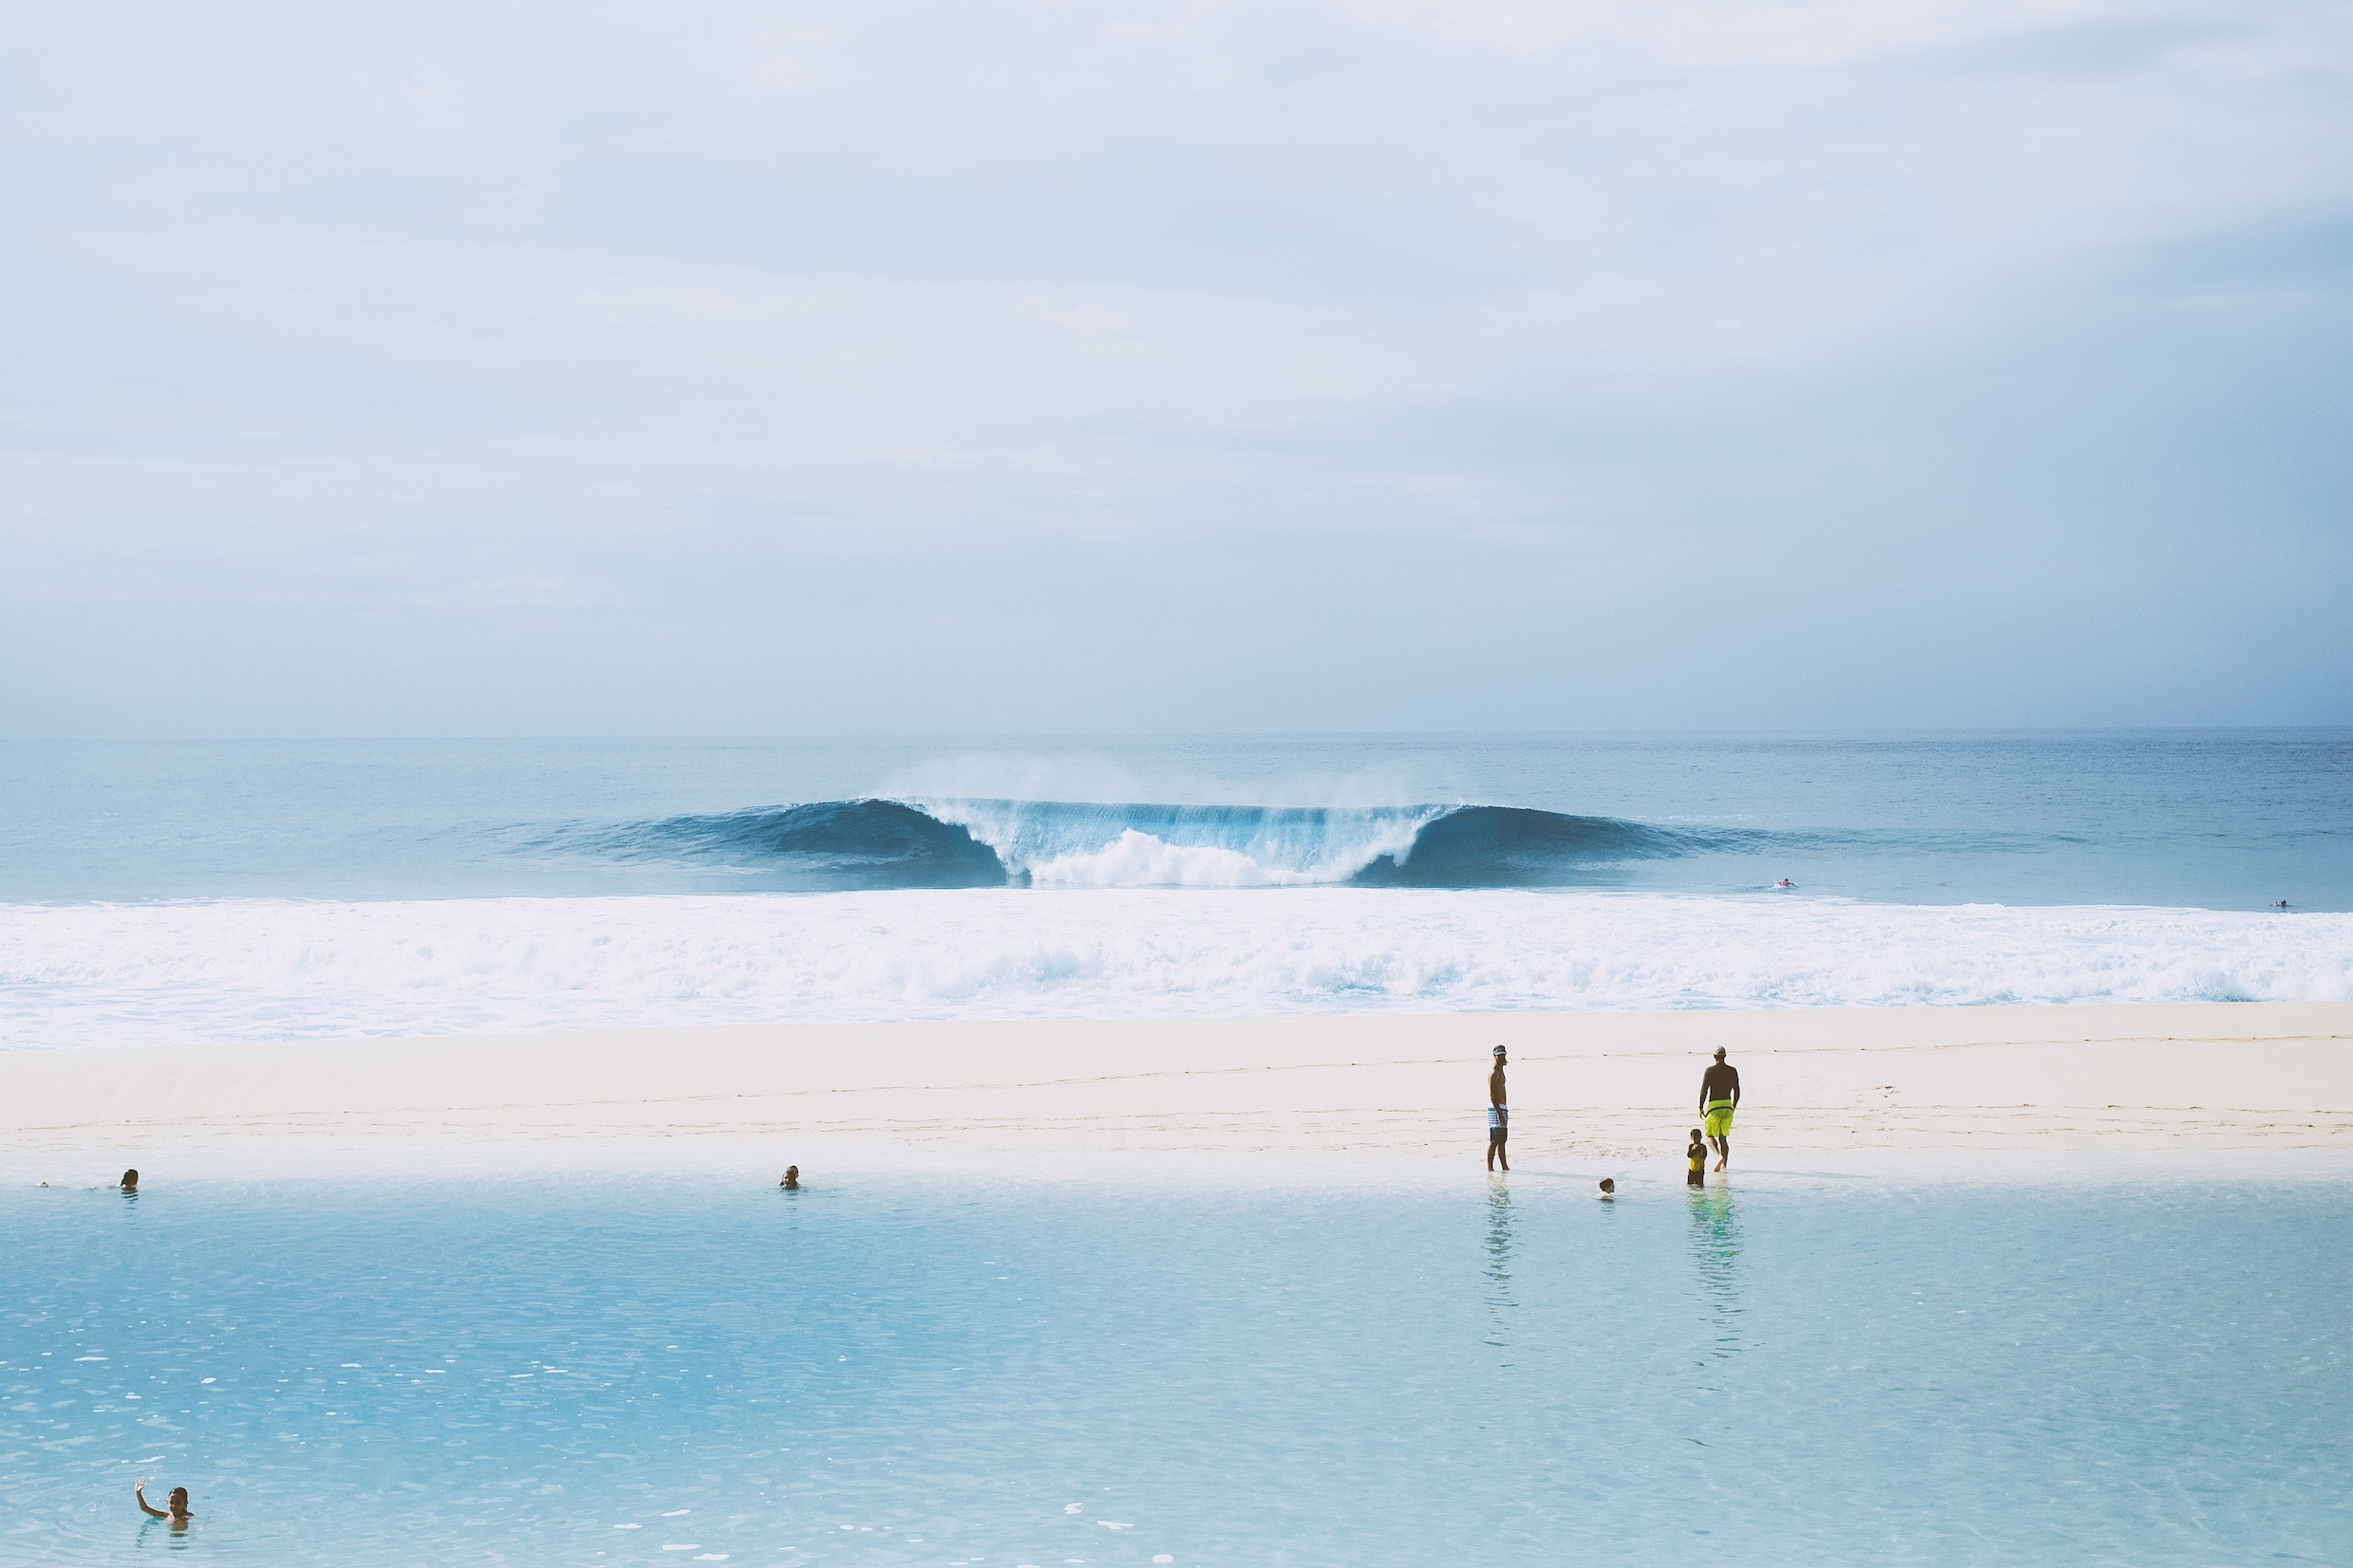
3, 0, 2347, 734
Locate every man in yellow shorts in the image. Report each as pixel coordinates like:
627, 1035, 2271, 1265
1699, 1046, 1740, 1172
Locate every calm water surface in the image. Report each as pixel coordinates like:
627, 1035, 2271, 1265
3, 1173, 2343, 1564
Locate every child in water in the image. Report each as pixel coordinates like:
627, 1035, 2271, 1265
136, 1479, 193, 1525
1687, 1129, 1707, 1187
1597, 1178, 1616, 1200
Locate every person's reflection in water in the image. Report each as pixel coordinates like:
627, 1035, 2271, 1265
1688, 1183, 1745, 1371
1482, 1180, 1516, 1354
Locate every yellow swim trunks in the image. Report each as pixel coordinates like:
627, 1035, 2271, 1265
1703, 1100, 1735, 1137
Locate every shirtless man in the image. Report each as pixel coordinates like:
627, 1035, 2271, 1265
1699, 1047, 1740, 1172
1487, 1045, 1510, 1172
136, 1479, 194, 1526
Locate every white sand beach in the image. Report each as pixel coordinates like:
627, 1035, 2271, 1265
6, 1002, 2349, 1178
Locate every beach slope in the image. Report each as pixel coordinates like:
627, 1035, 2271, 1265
6, 1002, 2349, 1172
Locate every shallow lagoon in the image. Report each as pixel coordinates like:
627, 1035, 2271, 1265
4, 1171, 2344, 1564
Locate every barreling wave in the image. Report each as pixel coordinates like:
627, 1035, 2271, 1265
563, 799, 1762, 891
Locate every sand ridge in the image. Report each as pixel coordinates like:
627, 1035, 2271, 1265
5, 1002, 2349, 1171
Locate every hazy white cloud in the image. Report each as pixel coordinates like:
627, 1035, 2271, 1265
2, 0, 2348, 733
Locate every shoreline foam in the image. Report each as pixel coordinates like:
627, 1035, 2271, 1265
7, 891, 2348, 1049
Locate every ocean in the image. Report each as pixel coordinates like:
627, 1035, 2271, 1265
6, 1169, 2345, 1566
6, 732, 2349, 1564
3, 731, 2349, 1047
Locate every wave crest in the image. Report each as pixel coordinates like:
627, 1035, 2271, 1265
576, 800, 1005, 889
563, 798, 1751, 891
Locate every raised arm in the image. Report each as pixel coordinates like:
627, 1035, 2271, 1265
136, 1481, 168, 1520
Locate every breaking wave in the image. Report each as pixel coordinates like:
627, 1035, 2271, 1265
563, 799, 1759, 891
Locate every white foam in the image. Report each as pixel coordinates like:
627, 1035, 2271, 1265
919, 800, 1434, 885
1023, 831, 1310, 889
2, 890, 2346, 1048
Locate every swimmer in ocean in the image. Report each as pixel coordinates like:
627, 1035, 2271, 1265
780, 1166, 800, 1190
1775, 878, 1794, 890
136, 1479, 194, 1526
120, 1168, 139, 1191
1597, 1178, 1615, 1200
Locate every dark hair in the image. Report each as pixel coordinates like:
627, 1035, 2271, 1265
169, 1487, 188, 1505
1690, 1129, 1703, 1138
121, 1169, 139, 1187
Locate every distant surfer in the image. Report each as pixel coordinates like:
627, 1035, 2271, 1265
1487, 1046, 1510, 1172
1699, 1048, 1739, 1173
136, 1479, 194, 1527
779, 1166, 800, 1190
1775, 878, 1794, 890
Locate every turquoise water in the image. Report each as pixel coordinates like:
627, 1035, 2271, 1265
5, 1172, 2344, 1564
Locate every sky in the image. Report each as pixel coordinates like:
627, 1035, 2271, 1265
2, 0, 2348, 736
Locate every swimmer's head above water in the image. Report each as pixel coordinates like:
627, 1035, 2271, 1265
136, 1478, 192, 1522
120, 1169, 139, 1190
1598, 1178, 1616, 1198
780, 1166, 800, 1190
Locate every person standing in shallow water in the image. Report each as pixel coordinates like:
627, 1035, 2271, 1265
1487, 1046, 1510, 1172
1699, 1048, 1740, 1172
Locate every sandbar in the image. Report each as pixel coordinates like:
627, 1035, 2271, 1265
4, 1002, 2348, 1182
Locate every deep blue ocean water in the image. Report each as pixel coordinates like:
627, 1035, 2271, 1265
3, 1172, 2344, 1566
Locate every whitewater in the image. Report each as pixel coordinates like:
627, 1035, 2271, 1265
6, 890, 2346, 1048
7, 734, 2347, 1047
